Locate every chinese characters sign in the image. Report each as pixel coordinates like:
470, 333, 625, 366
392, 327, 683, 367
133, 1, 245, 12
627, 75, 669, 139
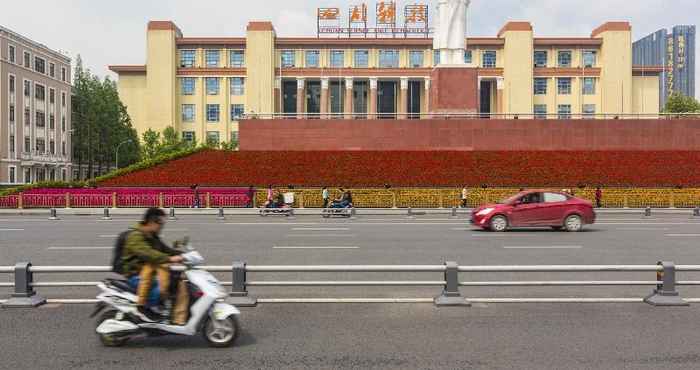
317, 1, 430, 38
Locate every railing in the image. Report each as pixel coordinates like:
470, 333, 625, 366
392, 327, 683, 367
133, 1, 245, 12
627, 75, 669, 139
244, 112, 700, 120
2, 260, 698, 307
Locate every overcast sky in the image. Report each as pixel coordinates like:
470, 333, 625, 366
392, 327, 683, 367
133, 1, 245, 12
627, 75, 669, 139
2, 0, 697, 94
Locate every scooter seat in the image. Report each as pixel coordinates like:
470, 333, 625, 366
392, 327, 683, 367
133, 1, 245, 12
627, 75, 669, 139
105, 278, 137, 294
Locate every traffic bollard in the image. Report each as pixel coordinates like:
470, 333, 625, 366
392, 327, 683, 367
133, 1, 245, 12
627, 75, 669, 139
644, 261, 688, 306
102, 207, 112, 221
694, 207, 700, 217
451, 207, 458, 218
49, 208, 59, 221
407, 207, 415, 219
350, 207, 357, 219
217, 207, 225, 220
226, 261, 257, 307
434, 261, 470, 307
169, 207, 177, 220
645, 207, 652, 217
2, 262, 46, 308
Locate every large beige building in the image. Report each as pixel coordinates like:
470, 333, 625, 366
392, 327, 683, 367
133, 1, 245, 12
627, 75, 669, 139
1, 26, 72, 185
109, 20, 662, 144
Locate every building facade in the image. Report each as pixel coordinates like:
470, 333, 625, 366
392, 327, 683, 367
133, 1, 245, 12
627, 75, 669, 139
110, 21, 661, 142
0, 26, 72, 185
633, 25, 696, 108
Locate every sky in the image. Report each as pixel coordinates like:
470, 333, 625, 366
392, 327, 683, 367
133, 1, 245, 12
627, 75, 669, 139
1, 0, 698, 96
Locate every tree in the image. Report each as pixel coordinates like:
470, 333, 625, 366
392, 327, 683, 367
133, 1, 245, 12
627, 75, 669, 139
663, 92, 700, 113
141, 129, 161, 159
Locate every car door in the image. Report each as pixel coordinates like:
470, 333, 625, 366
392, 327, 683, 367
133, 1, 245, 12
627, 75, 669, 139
541, 192, 570, 225
509, 192, 545, 226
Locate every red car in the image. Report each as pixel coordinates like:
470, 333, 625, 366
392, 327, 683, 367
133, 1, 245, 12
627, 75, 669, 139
471, 190, 596, 232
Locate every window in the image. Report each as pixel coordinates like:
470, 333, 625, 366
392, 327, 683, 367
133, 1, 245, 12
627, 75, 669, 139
24, 168, 31, 184
433, 50, 440, 66
61, 67, 67, 82
205, 50, 220, 67
9, 106, 14, 122
582, 51, 597, 68
231, 131, 239, 143
49, 113, 55, 129
533, 78, 548, 95
34, 57, 46, 74
36, 138, 45, 153
181, 78, 195, 95
330, 50, 345, 68
583, 104, 596, 118
49, 63, 55, 78
24, 52, 30, 68
230, 77, 245, 96
61, 168, 66, 181
558, 104, 572, 119
534, 50, 547, 67
9, 135, 15, 153
49, 140, 55, 155
35, 85, 45, 101
9, 75, 15, 93
61, 116, 66, 132
482, 51, 497, 68
305, 50, 320, 68
24, 137, 30, 153
206, 131, 220, 145
534, 105, 547, 119
24, 81, 30, 97
182, 131, 195, 143
231, 104, 244, 120
61, 92, 66, 107
62, 141, 66, 156
557, 77, 571, 95
24, 108, 30, 125
409, 51, 424, 68
180, 50, 196, 68
206, 104, 220, 122
464, 50, 472, 64
205, 78, 220, 95
558, 51, 572, 67
182, 104, 195, 122
49, 89, 55, 104
544, 193, 568, 203
229, 50, 244, 67
35, 111, 45, 127
354, 50, 369, 68
582, 77, 596, 95
9, 167, 16, 184
9, 45, 15, 63
281, 50, 295, 67
378, 50, 399, 68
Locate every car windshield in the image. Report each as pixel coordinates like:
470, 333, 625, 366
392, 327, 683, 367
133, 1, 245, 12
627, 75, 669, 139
499, 193, 525, 204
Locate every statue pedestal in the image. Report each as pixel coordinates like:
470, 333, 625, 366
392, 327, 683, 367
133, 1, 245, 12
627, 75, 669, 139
430, 66, 479, 114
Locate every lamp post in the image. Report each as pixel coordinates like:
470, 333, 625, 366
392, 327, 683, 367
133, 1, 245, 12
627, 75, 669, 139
115, 139, 132, 170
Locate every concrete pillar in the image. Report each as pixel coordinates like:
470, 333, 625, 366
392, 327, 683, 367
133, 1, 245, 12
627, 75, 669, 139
369, 78, 378, 120
496, 77, 504, 117
422, 78, 431, 119
296, 78, 305, 119
398, 78, 408, 119
344, 78, 354, 119
320, 78, 330, 119
274, 78, 282, 115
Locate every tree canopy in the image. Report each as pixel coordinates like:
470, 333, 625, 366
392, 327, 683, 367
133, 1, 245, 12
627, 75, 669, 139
663, 92, 700, 113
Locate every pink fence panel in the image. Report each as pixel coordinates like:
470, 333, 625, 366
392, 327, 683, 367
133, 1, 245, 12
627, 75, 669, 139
211, 194, 251, 208
70, 194, 113, 208
117, 194, 159, 208
22, 194, 67, 208
163, 194, 206, 208
0, 195, 19, 209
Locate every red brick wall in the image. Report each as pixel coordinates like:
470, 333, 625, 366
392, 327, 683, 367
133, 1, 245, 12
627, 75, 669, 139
430, 67, 479, 113
239, 119, 700, 151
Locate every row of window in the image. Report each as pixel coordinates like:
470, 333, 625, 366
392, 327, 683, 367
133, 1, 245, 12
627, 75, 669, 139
534, 50, 597, 68
279, 49, 489, 68
534, 77, 597, 95
181, 131, 238, 145
181, 77, 245, 96
182, 104, 245, 122
7, 134, 67, 156
533, 104, 596, 119
9, 75, 68, 106
180, 50, 245, 68
6, 44, 68, 82
6, 167, 68, 185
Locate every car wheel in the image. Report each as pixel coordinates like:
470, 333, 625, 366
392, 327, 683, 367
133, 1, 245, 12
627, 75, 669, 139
564, 215, 583, 232
489, 215, 508, 232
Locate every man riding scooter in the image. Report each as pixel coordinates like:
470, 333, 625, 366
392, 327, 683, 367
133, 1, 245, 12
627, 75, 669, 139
120, 208, 189, 325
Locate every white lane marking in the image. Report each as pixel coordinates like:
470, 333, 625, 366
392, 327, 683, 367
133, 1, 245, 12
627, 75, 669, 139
273, 246, 359, 249
503, 246, 583, 249
48, 246, 112, 250
287, 234, 357, 238
616, 228, 670, 231
292, 228, 350, 231
666, 234, 700, 237
597, 222, 700, 225
98, 235, 118, 238
225, 223, 319, 225
471, 234, 538, 237
0, 228, 24, 231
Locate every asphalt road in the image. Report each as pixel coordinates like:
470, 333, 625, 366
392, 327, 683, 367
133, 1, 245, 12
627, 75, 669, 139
2, 213, 700, 369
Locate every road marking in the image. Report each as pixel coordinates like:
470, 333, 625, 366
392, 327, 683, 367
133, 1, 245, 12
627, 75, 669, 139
503, 246, 583, 250
225, 223, 319, 226
273, 246, 359, 249
616, 228, 670, 231
597, 222, 700, 225
293, 227, 352, 231
665, 234, 700, 237
287, 234, 357, 238
471, 234, 537, 237
48, 246, 112, 250
98, 235, 117, 238
0, 228, 24, 231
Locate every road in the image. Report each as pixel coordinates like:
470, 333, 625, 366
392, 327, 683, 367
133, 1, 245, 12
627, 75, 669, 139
1, 213, 700, 369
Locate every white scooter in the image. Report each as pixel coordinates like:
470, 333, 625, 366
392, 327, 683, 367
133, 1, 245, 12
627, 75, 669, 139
92, 247, 241, 347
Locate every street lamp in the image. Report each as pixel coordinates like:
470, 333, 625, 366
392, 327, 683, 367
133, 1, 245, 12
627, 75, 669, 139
115, 139, 133, 170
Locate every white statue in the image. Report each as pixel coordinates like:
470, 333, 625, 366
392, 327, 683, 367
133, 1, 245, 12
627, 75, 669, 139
434, 0, 471, 65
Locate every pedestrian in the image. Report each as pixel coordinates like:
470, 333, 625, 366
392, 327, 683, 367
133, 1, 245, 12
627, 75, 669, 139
322, 187, 329, 208
461, 186, 469, 208
264, 185, 273, 208
595, 187, 603, 208
191, 184, 201, 208
246, 186, 255, 208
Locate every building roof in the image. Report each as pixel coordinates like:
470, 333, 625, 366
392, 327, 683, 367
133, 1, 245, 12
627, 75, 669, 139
108, 65, 146, 73
0, 25, 71, 62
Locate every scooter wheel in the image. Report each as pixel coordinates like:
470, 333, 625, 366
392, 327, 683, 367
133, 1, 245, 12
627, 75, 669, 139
203, 316, 240, 348
96, 310, 130, 347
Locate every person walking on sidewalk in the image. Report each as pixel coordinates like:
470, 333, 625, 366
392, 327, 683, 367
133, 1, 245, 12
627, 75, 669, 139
322, 187, 330, 208
461, 186, 469, 208
595, 187, 603, 208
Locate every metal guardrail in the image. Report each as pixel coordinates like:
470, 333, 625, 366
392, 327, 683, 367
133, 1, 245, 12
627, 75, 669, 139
2, 260, 699, 308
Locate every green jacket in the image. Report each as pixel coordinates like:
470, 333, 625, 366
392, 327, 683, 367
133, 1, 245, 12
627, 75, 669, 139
121, 225, 181, 277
